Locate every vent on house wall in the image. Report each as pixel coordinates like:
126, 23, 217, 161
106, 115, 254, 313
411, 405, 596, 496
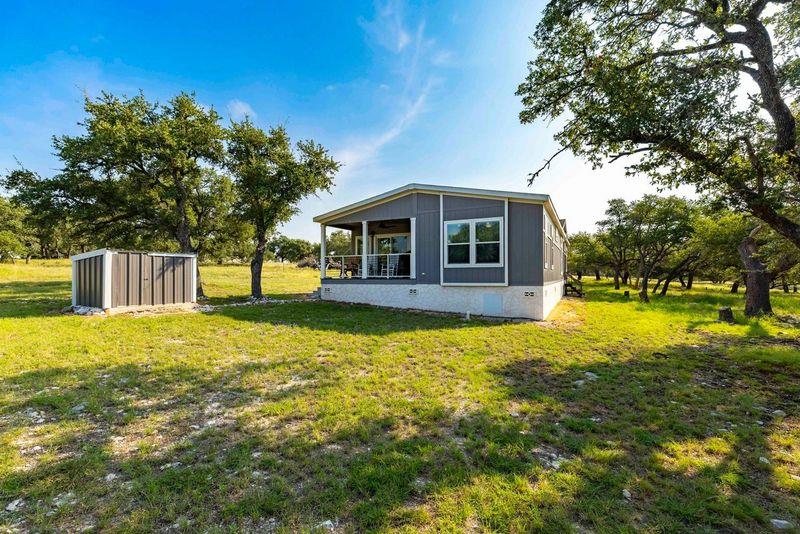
409, 288, 417, 295
523, 291, 536, 297
483, 293, 503, 316
323, 287, 331, 294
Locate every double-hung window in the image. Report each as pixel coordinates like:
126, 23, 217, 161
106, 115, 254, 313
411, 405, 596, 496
445, 217, 503, 267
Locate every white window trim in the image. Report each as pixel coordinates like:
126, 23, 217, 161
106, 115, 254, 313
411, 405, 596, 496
443, 217, 504, 268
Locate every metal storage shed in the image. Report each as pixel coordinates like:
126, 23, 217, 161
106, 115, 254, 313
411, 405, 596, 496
70, 249, 197, 312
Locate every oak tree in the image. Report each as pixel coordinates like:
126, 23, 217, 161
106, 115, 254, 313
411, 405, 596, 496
226, 119, 338, 299
519, 0, 800, 251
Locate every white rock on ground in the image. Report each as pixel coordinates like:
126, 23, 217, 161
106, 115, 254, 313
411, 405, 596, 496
53, 492, 76, 507
5, 498, 24, 512
584, 371, 599, 380
622, 489, 632, 500
316, 519, 336, 531
72, 306, 106, 316
759, 456, 770, 465
770, 519, 794, 530
772, 409, 787, 418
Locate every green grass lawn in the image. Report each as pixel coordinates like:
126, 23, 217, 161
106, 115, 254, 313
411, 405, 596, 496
0, 262, 798, 532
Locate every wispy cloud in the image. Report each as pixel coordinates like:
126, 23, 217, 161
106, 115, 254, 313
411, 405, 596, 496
334, 84, 430, 172
358, 0, 411, 53
226, 99, 256, 121
336, 1, 448, 179
431, 49, 453, 66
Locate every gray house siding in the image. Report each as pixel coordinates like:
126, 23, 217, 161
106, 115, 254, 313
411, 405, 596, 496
443, 268, 505, 284
416, 193, 440, 284
320, 190, 563, 288
543, 209, 565, 284
441, 194, 505, 283
508, 202, 543, 286
544, 250, 564, 283
442, 195, 504, 221
325, 193, 416, 226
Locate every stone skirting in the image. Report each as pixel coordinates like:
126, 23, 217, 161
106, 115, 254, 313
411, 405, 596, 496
320, 281, 564, 320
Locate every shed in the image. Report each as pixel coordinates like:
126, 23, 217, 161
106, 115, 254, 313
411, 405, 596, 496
70, 249, 197, 312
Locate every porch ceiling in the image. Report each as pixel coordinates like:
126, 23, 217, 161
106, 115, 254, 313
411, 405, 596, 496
325, 218, 411, 235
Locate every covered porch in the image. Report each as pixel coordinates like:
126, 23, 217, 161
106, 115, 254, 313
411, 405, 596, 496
320, 218, 416, 280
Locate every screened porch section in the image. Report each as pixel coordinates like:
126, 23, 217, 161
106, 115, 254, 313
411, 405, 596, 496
320, 218, 415, 279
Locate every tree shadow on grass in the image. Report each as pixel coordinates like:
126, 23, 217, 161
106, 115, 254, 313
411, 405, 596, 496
493, 335, 800, 532
1, 334, 798, 532
0, 280, 70, 318
213, 300, 508, 336
0, 356, 599, 531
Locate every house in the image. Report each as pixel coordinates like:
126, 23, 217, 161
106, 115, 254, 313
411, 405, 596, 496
313, 183, 568, 320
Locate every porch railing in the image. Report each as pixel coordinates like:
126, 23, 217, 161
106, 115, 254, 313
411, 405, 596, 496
323, 253, 411, 279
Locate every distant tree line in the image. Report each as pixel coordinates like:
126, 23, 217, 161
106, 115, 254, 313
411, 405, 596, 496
570, 196, 800, 316
1, 92, 339, 299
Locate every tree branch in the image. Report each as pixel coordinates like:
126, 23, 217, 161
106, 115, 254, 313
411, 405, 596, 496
528, 145, 571, 184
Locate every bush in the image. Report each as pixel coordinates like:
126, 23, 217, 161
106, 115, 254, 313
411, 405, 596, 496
297, 256, 319, 269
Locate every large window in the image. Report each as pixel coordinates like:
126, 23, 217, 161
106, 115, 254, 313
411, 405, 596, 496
445, 218, 503, 267
376, 234, 410, 254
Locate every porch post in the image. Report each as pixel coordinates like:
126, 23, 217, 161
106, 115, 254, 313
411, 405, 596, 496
320, 224, 326, 280
361, 220, 368, 279
410, 217, 416, 279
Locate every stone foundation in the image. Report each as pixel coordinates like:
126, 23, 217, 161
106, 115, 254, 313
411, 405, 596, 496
320, 280, 564, 320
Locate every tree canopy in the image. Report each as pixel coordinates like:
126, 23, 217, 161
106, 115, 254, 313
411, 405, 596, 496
267, 235, 316, 264
0, 197, 31, 262
518, 0, 800, 249
226, 119, 338, 298
3, 92, 337, 298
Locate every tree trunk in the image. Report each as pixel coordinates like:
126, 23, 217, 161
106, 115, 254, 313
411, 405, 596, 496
622, 271, 630, 285
730, 280, 740, 293
738, 228, 772, 317
577, 271, 582, 280
613, 269, 620, 290
660, 278, 673, 296
782, 277, 789, 293
638, 258, 650, 302
251, 233, 267, 299
639, 275, 650, 303
686, 271, 694, 290
653, 279, 662, 294
594, 269, 601, 281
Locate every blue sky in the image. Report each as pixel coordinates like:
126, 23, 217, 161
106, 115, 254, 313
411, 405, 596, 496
0, 0, 677, 241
